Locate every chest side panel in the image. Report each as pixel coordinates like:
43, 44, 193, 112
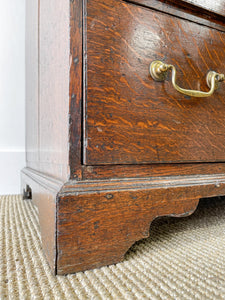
39, 0, 70, 180
25, 0, 39, 168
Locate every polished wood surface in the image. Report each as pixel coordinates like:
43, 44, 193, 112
23, 0, 225, 275
57, 174, 225, 274
69, 0, 83, 180
85, 0, 225, 165
127, 0, 225, 23
83, 163, 225, 180
179, 0, 225, 17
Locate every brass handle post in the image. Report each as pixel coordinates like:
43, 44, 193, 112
150, 60, 225, 98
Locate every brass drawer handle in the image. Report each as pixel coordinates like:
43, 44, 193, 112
150, 60, 225, 98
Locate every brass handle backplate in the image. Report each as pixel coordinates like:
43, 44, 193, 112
150, 60, 225, 98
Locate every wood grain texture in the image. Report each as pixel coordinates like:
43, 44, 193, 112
69, 0, 83, 180
57, 174, 225, 274
83, 163, 225, 180
24, 0, 225, 275
84, 0, 225, 165
126, 0, 225, 27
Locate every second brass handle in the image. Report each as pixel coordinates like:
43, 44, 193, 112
150, 60, 225, 98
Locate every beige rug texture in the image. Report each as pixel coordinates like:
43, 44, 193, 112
1, 195, 225, 299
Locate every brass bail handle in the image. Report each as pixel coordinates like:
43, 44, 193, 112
149, 60, 225, 98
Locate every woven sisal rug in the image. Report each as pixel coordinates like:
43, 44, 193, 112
1, 195, 225, 299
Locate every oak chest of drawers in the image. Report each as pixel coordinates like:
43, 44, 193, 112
22, 0, 225, 275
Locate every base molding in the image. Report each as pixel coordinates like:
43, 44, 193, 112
21, 167, 64, 273
21, 168, 225, 275
21, 167, 64, 193
61, 173, 225, 194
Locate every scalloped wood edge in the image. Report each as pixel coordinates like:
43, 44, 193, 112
22, 167, 225, 275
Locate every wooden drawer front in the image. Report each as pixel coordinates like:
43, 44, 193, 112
84, 0, 225, 165
173, 0, 225, 17
128, 0, 225, 19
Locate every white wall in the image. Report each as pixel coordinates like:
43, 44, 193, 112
0, 1, 25, 194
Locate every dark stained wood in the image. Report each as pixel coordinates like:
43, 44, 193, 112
69, 0, 83, 180
125, 0, 225, 28
24, 0, 225, 275
57, 174, 225, 274
83, 163, 225, 180
84, 0, 225, 165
